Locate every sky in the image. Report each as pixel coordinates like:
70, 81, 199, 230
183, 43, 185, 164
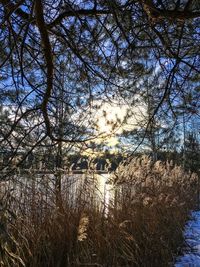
80, 96, 147, 156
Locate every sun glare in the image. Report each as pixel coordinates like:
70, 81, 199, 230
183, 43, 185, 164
95, 103, 128, 135
92, 99, 146, 141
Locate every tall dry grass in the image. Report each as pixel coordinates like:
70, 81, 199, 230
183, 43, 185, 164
0, 156, 198, 266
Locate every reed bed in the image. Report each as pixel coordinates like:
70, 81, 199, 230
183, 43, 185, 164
0, 156, 198, 266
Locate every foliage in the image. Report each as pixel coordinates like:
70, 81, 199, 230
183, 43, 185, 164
0, 156, 198, 266
1, 0, 200, 158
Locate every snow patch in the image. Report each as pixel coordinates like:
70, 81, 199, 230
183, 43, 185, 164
175, 211, 200, 266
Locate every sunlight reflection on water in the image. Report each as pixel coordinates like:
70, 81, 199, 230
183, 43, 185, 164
1, 171, 114, 214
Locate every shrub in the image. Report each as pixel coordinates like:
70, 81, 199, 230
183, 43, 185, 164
0, 156, 198, 266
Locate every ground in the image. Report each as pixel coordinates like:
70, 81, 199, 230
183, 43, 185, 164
175, 211, 200, 266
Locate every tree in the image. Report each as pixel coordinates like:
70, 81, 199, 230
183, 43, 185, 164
184, 133, 200, 172
1, 0, 200, 160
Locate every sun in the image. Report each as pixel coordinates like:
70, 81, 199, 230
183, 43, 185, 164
94, 102, 129, 135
